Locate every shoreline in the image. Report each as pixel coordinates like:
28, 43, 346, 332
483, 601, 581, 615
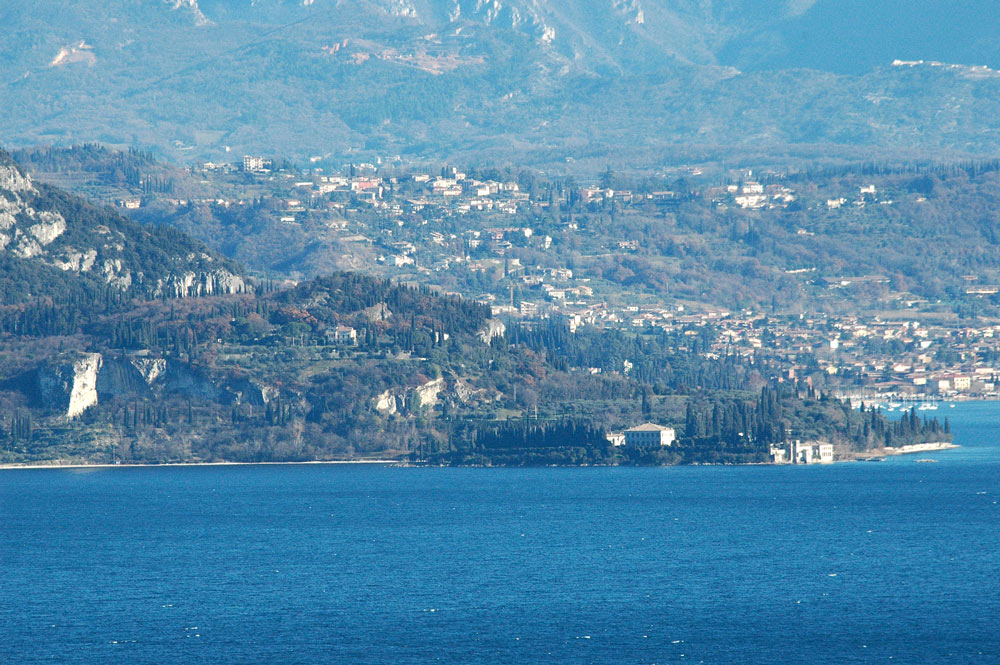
0, 459, 402, 471
0, 443, 960, 471
849, 441, 959, 460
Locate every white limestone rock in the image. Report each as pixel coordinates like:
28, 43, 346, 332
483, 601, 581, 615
154, 269, 247, 298
53, 248, 98, 272
27, 211, 66, 245
102, 258, 133, 289
131, 357, 167, 385
478, 318, 506, 344
163, 0, 211, 25
68, 353, 103, 419
36, 352, 103, 420
373, 389, 399, 414
229, 377, 279, 406
0, 196, 18, 231
0, 164, 35, 194
211, 269, 247, 295
12, 234, 42, 259
410, 377, 445, 409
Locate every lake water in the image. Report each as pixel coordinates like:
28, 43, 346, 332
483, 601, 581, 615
2, 403, 999, 664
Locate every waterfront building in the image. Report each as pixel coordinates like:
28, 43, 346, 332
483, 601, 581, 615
624, 423, 676, 448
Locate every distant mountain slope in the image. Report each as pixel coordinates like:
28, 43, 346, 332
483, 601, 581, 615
1, 0, 998, 165
718, 0, 1000, 75
0, 150, 246, 304
186, 0, 1000, 74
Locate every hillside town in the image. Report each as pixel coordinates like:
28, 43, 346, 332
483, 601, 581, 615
97, 155, 1000, 407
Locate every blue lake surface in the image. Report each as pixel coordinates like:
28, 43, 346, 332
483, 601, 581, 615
2, 402, 999, 664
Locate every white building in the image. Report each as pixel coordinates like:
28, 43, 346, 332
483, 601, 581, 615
794, 440, 834, 464
326, 325, 357, 345
243, 155, 272, 172
624, 423, 676, 448
771, 440, 834, 464
606, 432, 626, 447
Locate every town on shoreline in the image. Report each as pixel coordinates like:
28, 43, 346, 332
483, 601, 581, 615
2, 149, 986, 468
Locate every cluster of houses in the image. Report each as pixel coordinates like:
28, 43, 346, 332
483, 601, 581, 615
711, 175, 895, 212
711, 180, 796, 210
682, 311, 1000, 400
177, 157, 687, 224
112, 158, 1000, 405
789, 316, 1000, 399
481, 296, 1000, 402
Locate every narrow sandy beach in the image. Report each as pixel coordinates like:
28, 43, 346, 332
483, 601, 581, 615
0, 459, 402, 471
850, 441, 959, 460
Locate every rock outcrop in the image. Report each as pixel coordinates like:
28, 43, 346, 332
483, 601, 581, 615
373, 376, 495, 415
162, 360, 224, 401
0, 162, 70, 260
96, 356, 153, 399
36, 352, 103, 419
1, 152, 250, 303
410, 377, 445, 410
153, 269, 248, 298
373, 389, 399, 415
228, 377, 279, 406
95, 354, 266, 408
131, 357, 167, 385
164, 0, 211, 26
0, 162, 35, 194
452, 377, 494, 405
477, 318, 506, 344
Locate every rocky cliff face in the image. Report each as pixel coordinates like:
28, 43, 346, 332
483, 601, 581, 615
373, 378, 446, 415
36, 352, 103, 419
372, 375, 495, 415
164, 0, 211, 25
0, 152, 250, 304
477, 319, 506, 345
94, 353, 277, 407
373, 389, 399, 415
131, 357, 167, 385
0, 162, 68, 260
161, 360, 224, 402
228, 377, 279, 406
96, 357, 152, 400
96, 354, 175, 400
154, 269, 248, 298
68, 354, 103, 419
410, 377, 445, 410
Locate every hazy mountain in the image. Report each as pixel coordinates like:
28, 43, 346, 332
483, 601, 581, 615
2, 0, 998, 166
717, 0, 1000, 75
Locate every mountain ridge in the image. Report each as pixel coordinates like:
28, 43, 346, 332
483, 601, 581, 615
0, 149, 247, 304
2, 1, 999, 166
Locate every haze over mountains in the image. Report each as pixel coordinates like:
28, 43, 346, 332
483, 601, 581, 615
3, 0, 999, 167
